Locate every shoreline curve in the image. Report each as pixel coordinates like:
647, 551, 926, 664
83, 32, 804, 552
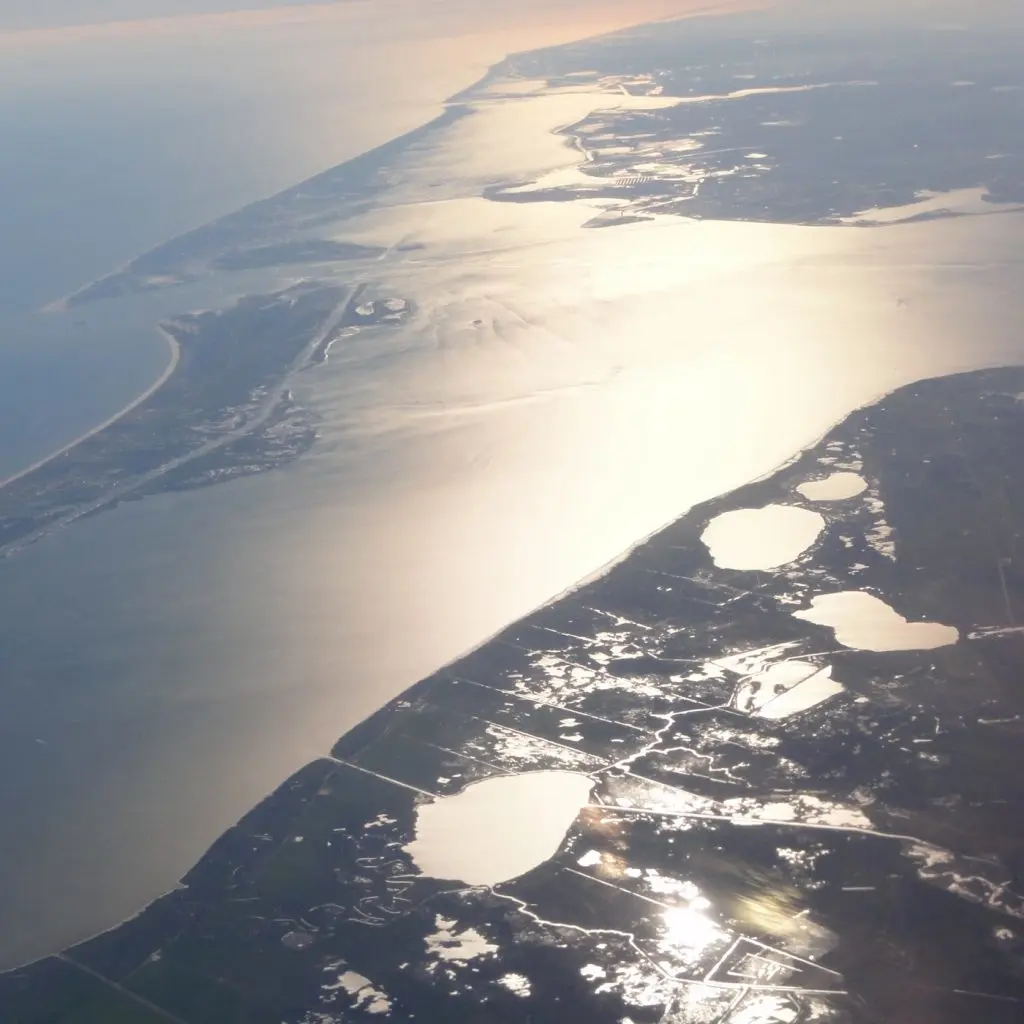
0, 327, 180, 491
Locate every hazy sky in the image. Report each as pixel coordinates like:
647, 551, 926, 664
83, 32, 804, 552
0, 0, 320, 30
3, 0, 1020, 37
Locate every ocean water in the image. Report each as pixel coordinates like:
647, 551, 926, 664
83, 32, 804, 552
0, 0, 550, 476
0, 0, 695, 479
1, 0, 1022, 971
0, 34, 361, 475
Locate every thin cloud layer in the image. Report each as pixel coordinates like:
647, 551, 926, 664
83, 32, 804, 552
0, 0, 755, 49
0, 0, 314, 32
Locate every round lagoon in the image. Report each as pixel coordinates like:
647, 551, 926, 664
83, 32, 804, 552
796, 472, 868, 502
404, 770, 594, 886
701, 505, 825, 571
794, 591, 959, 651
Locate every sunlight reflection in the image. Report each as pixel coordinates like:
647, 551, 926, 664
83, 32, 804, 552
661, 901, 722, 949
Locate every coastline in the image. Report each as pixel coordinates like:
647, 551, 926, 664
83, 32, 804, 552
0, 360, 926, 976
0, 8, 777, 972
7, 362, 1024, 1015
0, 327, 180, 492
3, 0, 743, 489
3, 0, 1022, 985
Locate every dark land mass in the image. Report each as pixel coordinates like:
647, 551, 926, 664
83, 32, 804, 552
0, 283, 412, 556
6, 366, 1024, 1023
497, 12, 1024, 224
490, 15, 1024, 224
